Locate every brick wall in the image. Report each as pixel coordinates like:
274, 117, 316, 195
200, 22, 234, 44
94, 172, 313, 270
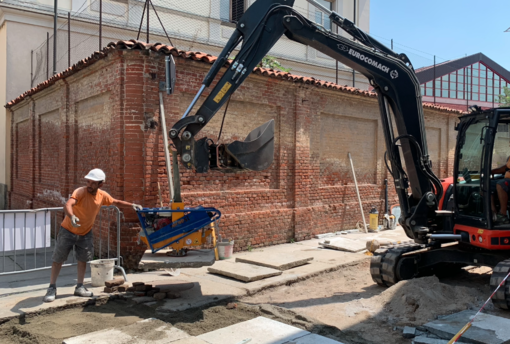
7, 47, 460, 268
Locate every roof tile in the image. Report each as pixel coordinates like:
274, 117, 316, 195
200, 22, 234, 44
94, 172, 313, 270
5, 39, 463, 114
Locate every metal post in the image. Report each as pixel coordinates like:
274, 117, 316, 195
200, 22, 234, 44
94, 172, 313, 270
68, 12, 71, 67
44, 211, 47, 267
99, 0, 102, 50
352, 0, 356, 87
107, 208, 110, 259
53, 0, 57, 75
433, 55, 436, 104
391, 39, 393, 50
349, 152, 367, 233
146, 0, 149, 43
335, 24, 339, 84
46, 32, 49, 80
99, 210, 102, 259
136, 0, 147, 41
30, 50, 33, 88
159, 91, 175, 201
2, 214, 5, 272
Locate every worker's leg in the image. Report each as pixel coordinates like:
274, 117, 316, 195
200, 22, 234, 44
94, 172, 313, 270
77, 261, 87, 285
497, 183, 509, 215
44, 227, 74, 302
49, 262, 63, 285
74, 230, 94, 297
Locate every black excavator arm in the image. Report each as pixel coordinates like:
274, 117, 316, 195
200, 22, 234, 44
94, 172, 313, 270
169, 0, 443, 243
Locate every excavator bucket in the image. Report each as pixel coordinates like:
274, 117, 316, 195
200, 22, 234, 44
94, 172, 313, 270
225, 119, 275, 171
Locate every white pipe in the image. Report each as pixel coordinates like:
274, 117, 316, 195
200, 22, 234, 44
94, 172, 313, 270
159, 92, 174, 202
349, 152, 368, 233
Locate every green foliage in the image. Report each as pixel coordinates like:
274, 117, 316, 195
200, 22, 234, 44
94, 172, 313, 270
290, 238, 295, 244
497, 87, 510, 107
259, 55, 292, 73
247, 245, 253, 252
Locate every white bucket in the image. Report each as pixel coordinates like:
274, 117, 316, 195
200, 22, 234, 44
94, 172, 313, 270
217, 240, 234, 260
90, 259, 115, 287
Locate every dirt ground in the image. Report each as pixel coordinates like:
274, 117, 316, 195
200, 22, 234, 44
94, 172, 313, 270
1, 259, 508, 344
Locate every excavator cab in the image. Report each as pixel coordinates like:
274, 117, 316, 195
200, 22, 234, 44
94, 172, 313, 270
451, 107, 510, 235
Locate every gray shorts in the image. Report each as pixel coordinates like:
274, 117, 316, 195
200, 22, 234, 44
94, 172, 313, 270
52, 227, 94, 263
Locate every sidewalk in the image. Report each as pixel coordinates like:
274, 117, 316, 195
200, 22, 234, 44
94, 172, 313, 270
0, 227, 409, 322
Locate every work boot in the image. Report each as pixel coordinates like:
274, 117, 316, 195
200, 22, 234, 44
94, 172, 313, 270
496, 214, 509, 224
43, 286, 57, 302
74, 285, 93, 297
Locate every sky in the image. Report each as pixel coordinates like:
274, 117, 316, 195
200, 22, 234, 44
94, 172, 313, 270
370, 0, 510, 71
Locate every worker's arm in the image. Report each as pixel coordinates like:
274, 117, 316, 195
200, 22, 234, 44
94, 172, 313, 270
112, 199, 143, 211
64, 198, 81, 227
64, 198, 77, 218
492, 165, 507, 175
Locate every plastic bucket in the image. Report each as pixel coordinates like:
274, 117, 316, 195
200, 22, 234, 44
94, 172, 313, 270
217, 240, 234, 260
90, 259, 115, 287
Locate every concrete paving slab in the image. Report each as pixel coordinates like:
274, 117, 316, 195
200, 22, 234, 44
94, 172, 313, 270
412, 336, 450, 344
172, 338, 209, 344
196, 316, 310, 344
63, 318, 190, 343
207, 261, 282, 282
320, 237, 367, 252
235, 253, 313, 271
138, 249, 216, 270
156, 275, 245, 312
284, 333, 343, 343
423, 310, 510, 344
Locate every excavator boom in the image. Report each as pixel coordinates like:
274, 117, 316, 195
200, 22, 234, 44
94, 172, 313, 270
170, 0, 443, 243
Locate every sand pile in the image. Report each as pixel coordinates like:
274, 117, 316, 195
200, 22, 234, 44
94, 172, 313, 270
372, 275, 481, 324
336, 275, 481, 326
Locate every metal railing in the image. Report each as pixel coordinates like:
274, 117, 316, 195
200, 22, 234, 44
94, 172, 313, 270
0, 206, 126, 281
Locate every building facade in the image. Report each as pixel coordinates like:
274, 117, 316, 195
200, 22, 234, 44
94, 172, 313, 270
0, 0, 370, 209
416, 53, 510, 111
6, 42, 461, 267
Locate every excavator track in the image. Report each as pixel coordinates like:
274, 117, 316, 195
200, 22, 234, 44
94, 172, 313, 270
490, 259, 510, 310
370, 243, 423, 287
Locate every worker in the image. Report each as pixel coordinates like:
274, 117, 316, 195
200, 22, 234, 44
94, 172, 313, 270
43, 168, 142, 302
491, 156, 510, 224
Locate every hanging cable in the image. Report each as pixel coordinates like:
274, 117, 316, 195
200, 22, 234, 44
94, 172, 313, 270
217, 95, 232, 142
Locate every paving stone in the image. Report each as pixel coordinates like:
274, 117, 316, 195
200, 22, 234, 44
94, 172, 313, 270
283, 333, 344, 343
235, 253, 313, 271
154, 292, 167, 300
208, 262, 282, 282
105, 277, 125, 287
403, 326, 416, 339
319, 237, 367, 252
423, 310, 510, 344
104, 286, 118, 293
139, 249, 215, 270
412, 336, 449, 344
172, 338, 209, 344
132, 296, 155, 304
63, 318, 190, 343
132, 282, 144, 287
152, 281, 195, 293
118, 284, 129, 292
197, 316, 310, 344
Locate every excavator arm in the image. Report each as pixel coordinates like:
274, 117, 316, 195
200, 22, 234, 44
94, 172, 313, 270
170, 0, 443, 243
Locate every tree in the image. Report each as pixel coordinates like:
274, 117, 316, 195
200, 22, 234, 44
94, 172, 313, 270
258, 55, 291, 73
496, 86, 510, 107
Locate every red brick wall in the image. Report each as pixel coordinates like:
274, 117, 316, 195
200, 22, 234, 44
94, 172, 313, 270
8, 49, 460, 268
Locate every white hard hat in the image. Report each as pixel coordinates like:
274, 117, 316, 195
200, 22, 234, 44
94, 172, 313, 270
84, 168, 106, 182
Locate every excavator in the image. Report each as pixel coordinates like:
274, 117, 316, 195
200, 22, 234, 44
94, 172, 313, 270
167, 0, 510, 308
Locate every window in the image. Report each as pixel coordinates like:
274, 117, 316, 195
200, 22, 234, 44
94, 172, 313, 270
231, 0, 245, 22
314, 0, 333, 30
220, 0, 245, 23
